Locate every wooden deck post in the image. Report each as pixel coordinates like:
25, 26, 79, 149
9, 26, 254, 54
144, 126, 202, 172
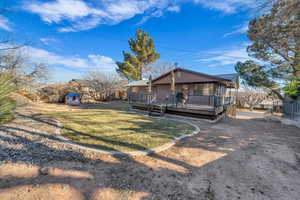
148, 75, 152, 94
148, 75, 152, 104
171, 70, 176, 105
171, 70, 176, 94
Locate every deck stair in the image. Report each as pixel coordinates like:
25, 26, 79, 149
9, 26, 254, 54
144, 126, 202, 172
148, 104, 166, 117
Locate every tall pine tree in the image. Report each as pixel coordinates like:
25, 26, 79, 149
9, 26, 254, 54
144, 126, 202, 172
116, 30, 160, 81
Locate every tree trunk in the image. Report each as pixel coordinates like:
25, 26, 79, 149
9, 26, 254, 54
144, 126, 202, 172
271, 89, 284, 100
249, 105, 254, 111
294, 50, 300, 78
296, 71, 300, 78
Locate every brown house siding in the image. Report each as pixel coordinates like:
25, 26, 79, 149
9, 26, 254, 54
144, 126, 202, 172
132, 83, 219, 101
129, 86, 148, 94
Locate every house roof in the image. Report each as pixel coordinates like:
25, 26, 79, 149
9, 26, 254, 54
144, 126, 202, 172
126, 80, 148, 87
216, 73, 239, 83
152, 68, 239, 86
127, 68, 239, 88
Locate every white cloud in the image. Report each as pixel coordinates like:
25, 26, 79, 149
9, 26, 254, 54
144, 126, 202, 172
40, 37, 57, 45
25, 0, 106, 23
223, 23, 248, 37
24, 0, 161, 32
137, 10, 164, 25
0, 16, 12, 31
87, 54, 117, 71
194, 0, 255, 14
24, 0, 107, 32
21, 46, 117, 71
167, 5, 180, 12
197, 44, 250, 66
24, 0, 256, 32
23, 46, 89, 68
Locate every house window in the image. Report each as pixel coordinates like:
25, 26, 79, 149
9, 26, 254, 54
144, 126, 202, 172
216, 84, 226, 96
194, 84, 214, 96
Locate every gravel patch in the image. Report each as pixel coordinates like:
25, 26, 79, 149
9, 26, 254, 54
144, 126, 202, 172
0, 110, 95, 165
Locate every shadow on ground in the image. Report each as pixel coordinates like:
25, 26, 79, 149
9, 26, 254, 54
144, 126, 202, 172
0, 106, 300, 200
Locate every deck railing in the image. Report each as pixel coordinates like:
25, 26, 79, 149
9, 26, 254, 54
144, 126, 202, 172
128, 92, 235, 109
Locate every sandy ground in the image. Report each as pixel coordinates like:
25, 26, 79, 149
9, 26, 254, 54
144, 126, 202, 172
0, 103, 300, 200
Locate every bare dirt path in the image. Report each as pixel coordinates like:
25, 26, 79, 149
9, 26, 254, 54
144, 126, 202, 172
0, 104, 300, 200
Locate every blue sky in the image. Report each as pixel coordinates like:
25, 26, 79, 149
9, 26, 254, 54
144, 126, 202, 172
0, 0, 256, 82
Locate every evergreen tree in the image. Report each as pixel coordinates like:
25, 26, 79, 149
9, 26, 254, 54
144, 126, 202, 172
116, 30, 160, 81
236, 0, 300, 99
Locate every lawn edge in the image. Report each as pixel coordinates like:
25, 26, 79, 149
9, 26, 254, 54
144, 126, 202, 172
53, 117, 200, 156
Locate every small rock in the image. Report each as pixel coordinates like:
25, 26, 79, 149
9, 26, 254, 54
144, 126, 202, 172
259, 190, 265, 195
39, 167, 50, 176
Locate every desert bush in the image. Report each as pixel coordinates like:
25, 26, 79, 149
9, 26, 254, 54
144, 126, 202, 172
17, 89, 41, 102
0, 74, 16, 124
38, 87, 60, 103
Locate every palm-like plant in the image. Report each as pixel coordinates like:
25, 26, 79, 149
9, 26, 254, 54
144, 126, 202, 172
284, 78, 300, 100
0, 74, 16, 124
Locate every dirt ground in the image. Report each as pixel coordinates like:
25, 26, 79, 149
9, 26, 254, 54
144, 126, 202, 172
0, 103, 300, 200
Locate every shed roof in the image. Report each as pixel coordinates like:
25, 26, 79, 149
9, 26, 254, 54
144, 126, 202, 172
66, 93, 80, 97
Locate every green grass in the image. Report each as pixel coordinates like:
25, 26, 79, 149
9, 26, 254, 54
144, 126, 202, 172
46, 104, 195, 152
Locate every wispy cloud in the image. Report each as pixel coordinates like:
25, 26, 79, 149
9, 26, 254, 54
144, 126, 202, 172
24, 0, 106, 32
167, 5, 181, 13
24, 0, 159, 32
223, 23, 248, 37
40, 37, 57, 45
194, 0, 256, 14
0, 16, 12, 31
24, 0, 256, 32
197, 43, 250, 67
22, 46, 117, 71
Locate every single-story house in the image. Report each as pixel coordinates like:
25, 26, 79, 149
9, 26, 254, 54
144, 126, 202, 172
127, 67, 239, 118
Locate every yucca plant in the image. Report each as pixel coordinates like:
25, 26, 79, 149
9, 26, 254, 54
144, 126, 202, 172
284, 78, 300, 100
0, 74, 16, 124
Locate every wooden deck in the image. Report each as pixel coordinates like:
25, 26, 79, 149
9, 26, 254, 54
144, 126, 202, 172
131, 102, 225, 119
128, 93, 234, 119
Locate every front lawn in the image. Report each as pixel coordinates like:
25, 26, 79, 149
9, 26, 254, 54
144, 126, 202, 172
46, 103, 194, 152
